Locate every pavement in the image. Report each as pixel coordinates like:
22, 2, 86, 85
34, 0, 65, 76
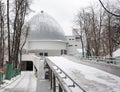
36, 60, 52, 92
0, 59, 52, 92
0, 71, 37, 92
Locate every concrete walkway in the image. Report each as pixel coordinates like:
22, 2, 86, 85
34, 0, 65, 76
1, 71, 36, 92
36, 80, 51, 92
36, 60, 52, 92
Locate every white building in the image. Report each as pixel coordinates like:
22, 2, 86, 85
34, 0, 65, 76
66, 30, 82, 55
24, 11, 67, 57
21, 11, 82, 71
21, 11, 68, 71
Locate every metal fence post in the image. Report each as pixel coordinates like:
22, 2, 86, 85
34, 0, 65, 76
50, 69, 52, 89
59, 84, 63, 92
53, 74, 56, 92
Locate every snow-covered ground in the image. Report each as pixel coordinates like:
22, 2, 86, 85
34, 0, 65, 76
47, 56, 120, 92
113, 48, 120, 58
0, 71, 37, 92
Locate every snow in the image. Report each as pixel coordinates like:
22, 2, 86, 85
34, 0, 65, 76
0, 71, 37, 92
0, 74, 23, 89
76, 49, 86, 53
47, 56, 120, 92
113, 48, 120, 58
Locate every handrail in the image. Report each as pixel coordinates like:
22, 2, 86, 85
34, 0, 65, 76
46, 59, 72, 92
46, 58, 86, 92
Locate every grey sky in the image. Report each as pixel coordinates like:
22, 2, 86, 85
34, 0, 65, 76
28, 0, 98, 35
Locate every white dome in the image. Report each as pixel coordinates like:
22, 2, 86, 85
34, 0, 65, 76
27, 11, 66, 41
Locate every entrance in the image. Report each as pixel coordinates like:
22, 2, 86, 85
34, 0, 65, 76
21, 61, 33, 71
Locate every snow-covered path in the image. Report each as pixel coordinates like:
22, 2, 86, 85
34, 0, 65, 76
47, 56, 120, 92
1, 71, 36, 92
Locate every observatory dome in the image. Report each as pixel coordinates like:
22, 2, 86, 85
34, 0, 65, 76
28, 11, 66, 41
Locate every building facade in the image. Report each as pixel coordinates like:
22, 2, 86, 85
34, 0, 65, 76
66, 35, 82, 55
23, 11, 67, 57
21, 11, 82, 71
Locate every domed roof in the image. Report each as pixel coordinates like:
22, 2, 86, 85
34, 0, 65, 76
27, 11, 66, 41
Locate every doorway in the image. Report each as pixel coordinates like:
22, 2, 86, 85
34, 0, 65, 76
21, 61, 33, 71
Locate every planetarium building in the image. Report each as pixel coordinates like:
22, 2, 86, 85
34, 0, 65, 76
24, 11, 67, 57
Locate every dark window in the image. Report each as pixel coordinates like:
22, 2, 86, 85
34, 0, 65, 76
39, 53, 43, 56
44, 53, 48, 56
72, 39, 74, 40
68, 45, 73, 47
21, 61, 33, 71
69, 39, 71, 40
64, 50, 67, 54
75, 37, 80, 39
75, 45, 77, 46
61, 50, 64, 55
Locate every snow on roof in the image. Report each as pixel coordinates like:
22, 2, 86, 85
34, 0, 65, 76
47, 56, 120, 92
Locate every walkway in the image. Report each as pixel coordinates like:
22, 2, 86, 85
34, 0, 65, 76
46, 56, 120, 92
36, 59, 52, 92
1, 71, 36, 92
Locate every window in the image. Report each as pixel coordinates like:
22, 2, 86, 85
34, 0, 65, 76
44, 53, 48, 56
72, 39, 74, 40
75, 37, 81, 41
61, 50, 64, 55
61, 50, 67, 55
69, 39, 71, 40
75, 45, 77, 46
68, 45, 73, 47
39, 53, 43, 56
64, 50, 67, 54
75, 37, 80, 39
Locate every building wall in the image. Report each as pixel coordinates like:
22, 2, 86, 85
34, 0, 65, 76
35, 50, 61, 56
24, 40, 67, 56
22, 54, 41, 74
28, 40, 67, 50
66, 36, 82, 55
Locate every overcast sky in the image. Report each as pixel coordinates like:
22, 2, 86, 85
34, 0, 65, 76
27, 0, 98, 35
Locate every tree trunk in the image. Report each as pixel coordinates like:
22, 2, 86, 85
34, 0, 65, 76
7, 0, 11, 64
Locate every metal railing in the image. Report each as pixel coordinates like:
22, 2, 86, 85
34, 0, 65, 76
46, 58, 86, 92
81, 56, 120, 65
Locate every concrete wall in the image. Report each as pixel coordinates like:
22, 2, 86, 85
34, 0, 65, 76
22, 54, 41, 74
35, 50, 61, 56
28, 40, 67, 50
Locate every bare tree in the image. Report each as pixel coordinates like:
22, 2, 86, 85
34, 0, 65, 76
99, 0, 120, 48
7, 0, 11, 64
19, 24, 29, 70
75, 9, 92, 57
11, 0, 30, 68
74, 1, 120, 58
0, 1, 5, 68
99, 0, 120, 17
75, 5, 106, 57
4, 0, 31, 80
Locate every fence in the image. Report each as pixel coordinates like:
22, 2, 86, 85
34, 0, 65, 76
82, 56, 120, 65
45, 58, 86, 92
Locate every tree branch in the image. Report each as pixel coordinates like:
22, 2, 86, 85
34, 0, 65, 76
99, 0, 120, 17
